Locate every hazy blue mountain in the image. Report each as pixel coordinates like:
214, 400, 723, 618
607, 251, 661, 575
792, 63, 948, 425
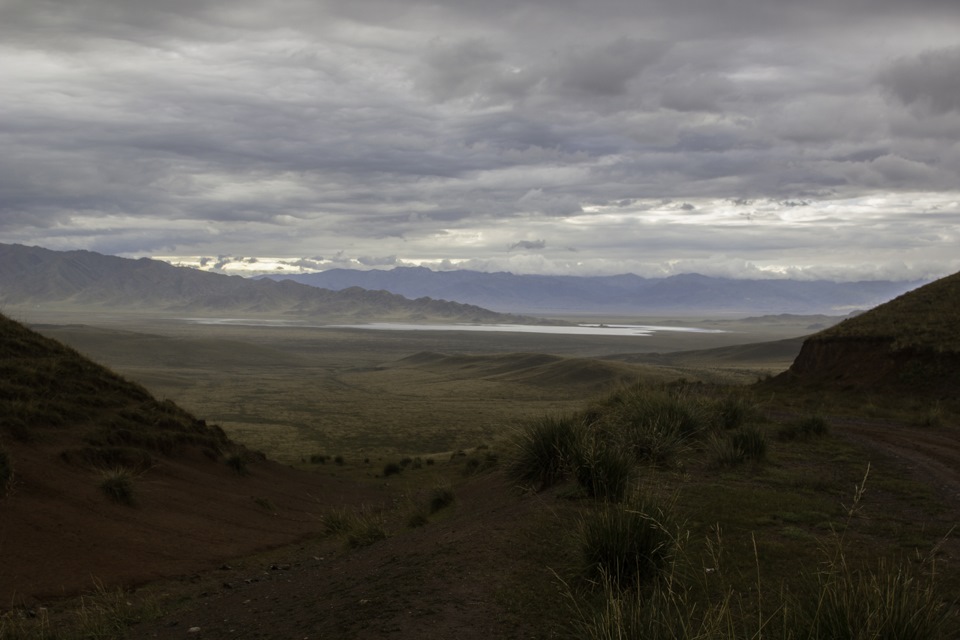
0, 244, 534, 323
260, 267, 925, 315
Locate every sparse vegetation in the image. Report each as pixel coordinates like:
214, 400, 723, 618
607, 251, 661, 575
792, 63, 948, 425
779, 415, 830, 441
345, 511, 388, 549
429, 484, 455, 513
713, 425, 768, 467
322, 506, 389, 548
382, 461, 402, 477
0, 582, 161, 640
322, 508, 353, 536
226, 453, 249, 475
0, 447, 12, 497
99, 468, 136, 506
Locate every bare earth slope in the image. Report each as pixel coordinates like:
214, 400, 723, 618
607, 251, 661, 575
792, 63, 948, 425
128, 472, 566, 640
0, 313, 377, 606
775, 270, 960, 402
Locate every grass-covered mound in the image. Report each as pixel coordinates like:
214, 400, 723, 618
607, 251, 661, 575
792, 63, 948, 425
777, 270, 960, 399
0, 311, 235, 465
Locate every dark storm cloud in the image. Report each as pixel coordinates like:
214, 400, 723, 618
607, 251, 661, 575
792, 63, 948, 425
879, 47, 960, 114
555, 38, 667, 97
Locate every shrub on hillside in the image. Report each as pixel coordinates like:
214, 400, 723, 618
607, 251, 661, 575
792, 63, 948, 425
429, 485, 456, 513
712, 392, 761, 430
572, 437, 635, 502
0, 448, 12, 496
99, 467, 136, 506
226, 453, 249, 475
579, 496, 678, 590
710, 425, 768, 467
592, 387, 710, 466
383, 462, 402, 477
346, 512, 388, 548
508, 414, 583, 490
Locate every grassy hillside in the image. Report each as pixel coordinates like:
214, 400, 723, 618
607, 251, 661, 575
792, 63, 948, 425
775, 271, 960, 402
0, 311, 232, 465
811, 270, 960, 352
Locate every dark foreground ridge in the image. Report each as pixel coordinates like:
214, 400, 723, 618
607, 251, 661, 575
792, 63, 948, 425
0, 313, 376, 605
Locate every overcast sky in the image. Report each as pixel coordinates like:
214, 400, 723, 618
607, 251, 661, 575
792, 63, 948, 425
2, 0, 960, 280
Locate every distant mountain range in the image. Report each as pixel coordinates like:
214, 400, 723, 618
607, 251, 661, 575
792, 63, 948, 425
259, 267, 926, 315
0, 244, 532, 323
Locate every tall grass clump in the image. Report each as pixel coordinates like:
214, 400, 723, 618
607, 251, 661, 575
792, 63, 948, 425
99, 467, 136, 505
323, 507, 388, 548
429, 483, 456, 513
346, 510, 388, 549
791, 556, 952, 640
508, 414, 583, 490
579, 495, 678, 590
575, 574, 737, 640
593, 386, 711, 466
779, 415, 830, 441
710, 425, 768, 467
713, 391, 761, 431
0, 447, 12, 497
226, 452, 249, 475
571, 435, 636, 502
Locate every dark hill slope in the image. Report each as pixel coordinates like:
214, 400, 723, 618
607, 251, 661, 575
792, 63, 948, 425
0, 313, 374, 604
0, 244, 535, 324
776, 271, 960, 397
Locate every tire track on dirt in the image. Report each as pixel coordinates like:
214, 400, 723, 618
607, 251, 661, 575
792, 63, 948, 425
826, 416, 960, 507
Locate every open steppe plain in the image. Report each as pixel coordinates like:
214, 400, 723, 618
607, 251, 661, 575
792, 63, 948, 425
21, 309, 808, 463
